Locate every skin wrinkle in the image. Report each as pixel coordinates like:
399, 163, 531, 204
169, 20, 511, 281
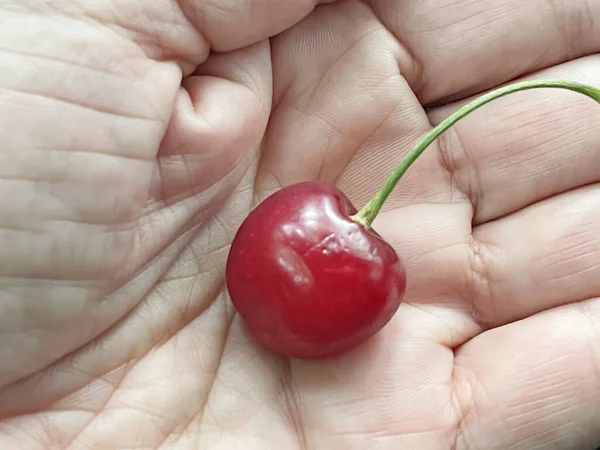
0, 217, 210, 401
0, 198, 141, 230
328, 90, 402, 187
59, 365, 131, 450
68, 285, 231, 450
268, 4, 384, 108
451, 359, 503, 450
547, 0, 576, 60
278, 26, 382, 113
146, 165, 228, 215
52, 363, 130, 411
114, 199, 249, 447
362, 0, 425, 95
435, 127, 479, 210
0, 9, 174, 111
576, 301, 600, 406
144, 300, 231, 448
309, 66, 404, 185
174, 0, 323, 54
1, 366, 132, 446
277, 359, 309, 450
412, 0, 599, 105
461, 237, 499, 329
449, 360, 475, 450
252, 167, 284, 207
455, 299, 600, 449
54, 0, 210, 69
195, 338, 277, 446
0, 85, 162, 125
0, 149, 154, 187
0, 45, 143, 82
0, 333, 130, 416
132, 156, 261, 288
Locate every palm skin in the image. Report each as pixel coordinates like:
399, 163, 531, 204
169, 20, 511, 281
1, 0, 600, 448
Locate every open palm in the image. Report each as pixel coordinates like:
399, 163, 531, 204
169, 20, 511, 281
1, 0, 599, 449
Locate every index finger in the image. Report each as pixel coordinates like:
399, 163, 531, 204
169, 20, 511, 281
368, 0, 600, 104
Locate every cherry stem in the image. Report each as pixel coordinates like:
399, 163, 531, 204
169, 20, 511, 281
351, 79, 600, 228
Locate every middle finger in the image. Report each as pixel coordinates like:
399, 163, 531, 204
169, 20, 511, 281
427, 57, 600, 225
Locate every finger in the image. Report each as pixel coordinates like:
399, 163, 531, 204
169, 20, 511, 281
66, 0, 333, 69
0, 6, 179, 388
367, 0, 600, 103
153, 41, 271, 207
258, 1, 432, 208
132, 42, 272, 324
179, 0, 334, 52
428, 56, 600, 225
445, 184, 600, 330
453, 298, 600, 450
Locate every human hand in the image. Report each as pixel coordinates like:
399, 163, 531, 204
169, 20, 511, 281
1, 1, 599, 449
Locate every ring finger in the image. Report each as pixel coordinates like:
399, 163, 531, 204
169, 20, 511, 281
427, 56, 600, 225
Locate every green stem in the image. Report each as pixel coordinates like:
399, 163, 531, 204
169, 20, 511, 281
351, 79, 600, 228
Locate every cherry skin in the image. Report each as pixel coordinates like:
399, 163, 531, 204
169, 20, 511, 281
225, 181, 406, 359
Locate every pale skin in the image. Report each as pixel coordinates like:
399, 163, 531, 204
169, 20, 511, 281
1, 0, 600, 448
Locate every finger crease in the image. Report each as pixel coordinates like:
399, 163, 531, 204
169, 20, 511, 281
463, 235, 500, 329
436, 126, 480, 212
278, 359, 308, 450
361, 1, 425, 96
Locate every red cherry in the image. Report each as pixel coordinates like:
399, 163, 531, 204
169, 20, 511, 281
226, 181, 406, 359
225, 80, 600, 359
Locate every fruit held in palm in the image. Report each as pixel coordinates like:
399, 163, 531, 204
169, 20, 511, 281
225, 80, 600, 359
226, 181, 406, 359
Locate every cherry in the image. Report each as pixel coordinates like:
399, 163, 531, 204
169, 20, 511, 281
226, 80, 600, 359
226, 181, 406, 359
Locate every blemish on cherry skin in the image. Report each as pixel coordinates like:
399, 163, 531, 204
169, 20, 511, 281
275, 246, 314, 288
225, 181, 407, 359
